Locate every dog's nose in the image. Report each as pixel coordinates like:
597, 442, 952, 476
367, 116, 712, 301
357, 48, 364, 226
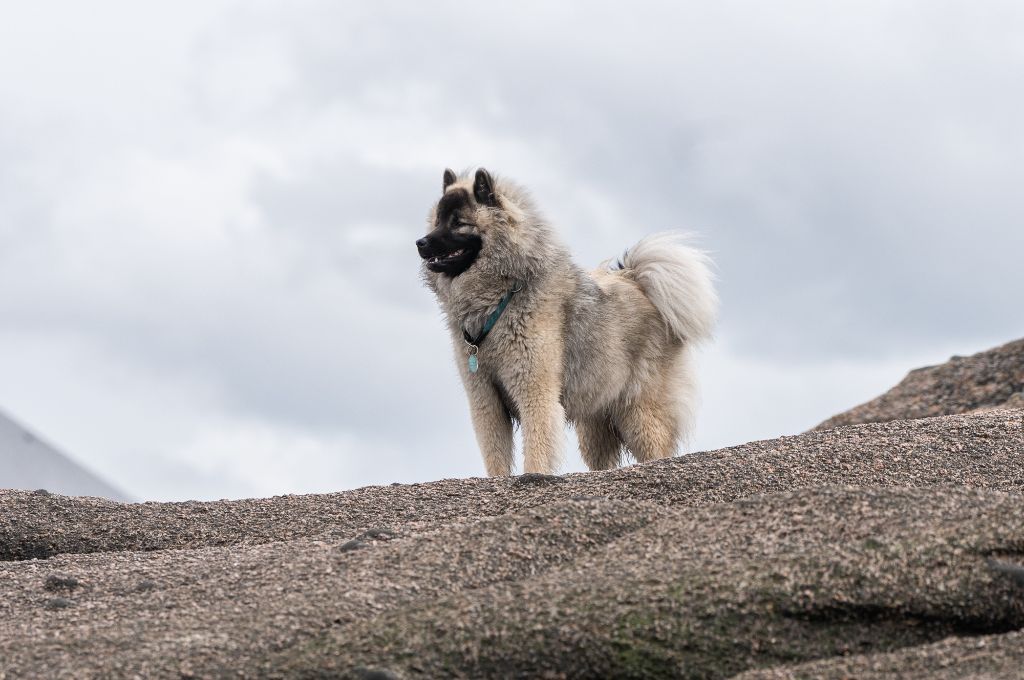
416, 236, 435, 259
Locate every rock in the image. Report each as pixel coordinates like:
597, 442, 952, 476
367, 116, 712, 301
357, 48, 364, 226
4, 412, 1023, 561
988, 559, 1024, 588
3, 479, 1024, 677
1, 339, 1023, 677
513, 472, 566, 486
338, 539, 369, 553
358, 528, 396, 541
43, 574, 80, 592
350, 668, 402, 680
816, 338, 1024, 429
735, 630, 1024, 679
42, 597, 73, 611
269, 487, 1024, 679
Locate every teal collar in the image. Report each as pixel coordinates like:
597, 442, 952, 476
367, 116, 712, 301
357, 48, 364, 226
462, 282, 521, 373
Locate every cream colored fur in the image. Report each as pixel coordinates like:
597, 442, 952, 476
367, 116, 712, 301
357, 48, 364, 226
422, 170, 717, 475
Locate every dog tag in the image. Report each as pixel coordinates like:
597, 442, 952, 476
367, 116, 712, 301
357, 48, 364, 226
468, 354, 479, 373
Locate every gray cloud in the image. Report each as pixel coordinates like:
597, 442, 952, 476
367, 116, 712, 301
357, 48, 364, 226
236, 1, 1024, 356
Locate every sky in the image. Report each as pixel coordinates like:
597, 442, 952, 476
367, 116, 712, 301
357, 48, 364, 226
0, 1, 1021, 501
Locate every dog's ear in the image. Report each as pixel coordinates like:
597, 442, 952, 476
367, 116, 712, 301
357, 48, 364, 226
442, 168, 457, 192
473, 168, 498, 206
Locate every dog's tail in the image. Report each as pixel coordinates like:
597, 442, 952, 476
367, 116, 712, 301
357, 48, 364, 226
615, 232, 717, 344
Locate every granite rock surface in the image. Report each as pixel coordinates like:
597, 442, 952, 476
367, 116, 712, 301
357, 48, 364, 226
2, 339, 1023, 678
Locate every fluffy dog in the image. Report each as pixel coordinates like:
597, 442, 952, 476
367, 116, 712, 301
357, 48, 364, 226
417, 168, 717, 475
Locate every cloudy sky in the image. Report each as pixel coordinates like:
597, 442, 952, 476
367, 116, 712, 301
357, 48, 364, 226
1, 1, 1021, 501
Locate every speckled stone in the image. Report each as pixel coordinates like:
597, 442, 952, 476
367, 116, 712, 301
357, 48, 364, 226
0, 341, 1022, 678
816, 338, 1024, 430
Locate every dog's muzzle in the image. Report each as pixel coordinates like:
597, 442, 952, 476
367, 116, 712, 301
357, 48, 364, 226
416, 233, 482, 275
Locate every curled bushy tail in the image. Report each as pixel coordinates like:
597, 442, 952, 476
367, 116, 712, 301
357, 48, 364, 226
618, 232, 717, 343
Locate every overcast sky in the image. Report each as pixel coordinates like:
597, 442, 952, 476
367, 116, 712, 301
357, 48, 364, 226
1, 2, 1021, 501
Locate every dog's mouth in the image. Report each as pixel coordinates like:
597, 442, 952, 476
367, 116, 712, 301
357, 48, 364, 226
419, 237, 482, 276
426, 248, 467, 266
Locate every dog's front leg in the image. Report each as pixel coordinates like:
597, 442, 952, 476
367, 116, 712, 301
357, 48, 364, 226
519, 385, 565, 475
507, 342, 565, 475
464, 378, 515, 476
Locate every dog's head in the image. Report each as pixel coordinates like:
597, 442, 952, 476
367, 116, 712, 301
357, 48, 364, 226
417, 167, 502, 277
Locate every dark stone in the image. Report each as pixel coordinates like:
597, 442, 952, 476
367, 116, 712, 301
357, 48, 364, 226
988, 559, 1024, 588
339, 540, 369, 553
513, 472, 565, 487
359, 528, 395, 541
43, 597, 73, 610
44, 574, 80, 592
351, 667, 402, 680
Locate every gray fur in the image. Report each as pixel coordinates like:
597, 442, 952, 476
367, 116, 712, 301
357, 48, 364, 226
421, 168, 717, 475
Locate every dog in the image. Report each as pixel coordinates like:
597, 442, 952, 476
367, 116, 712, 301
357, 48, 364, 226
417, 168, 717, 476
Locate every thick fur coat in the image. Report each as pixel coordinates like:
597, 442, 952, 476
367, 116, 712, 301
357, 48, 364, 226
418, 168, 717, 476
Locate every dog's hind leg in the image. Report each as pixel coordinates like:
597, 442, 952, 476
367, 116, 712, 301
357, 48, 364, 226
616, 397, 680, 464
465, 380, 515, 476
577, 415, 622, 470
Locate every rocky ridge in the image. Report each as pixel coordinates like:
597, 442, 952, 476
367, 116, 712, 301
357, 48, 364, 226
1, 340, 1023, 678
816, 337, 1024, 430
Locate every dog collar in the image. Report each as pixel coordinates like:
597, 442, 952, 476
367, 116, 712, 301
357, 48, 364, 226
462, 281, 522, 373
